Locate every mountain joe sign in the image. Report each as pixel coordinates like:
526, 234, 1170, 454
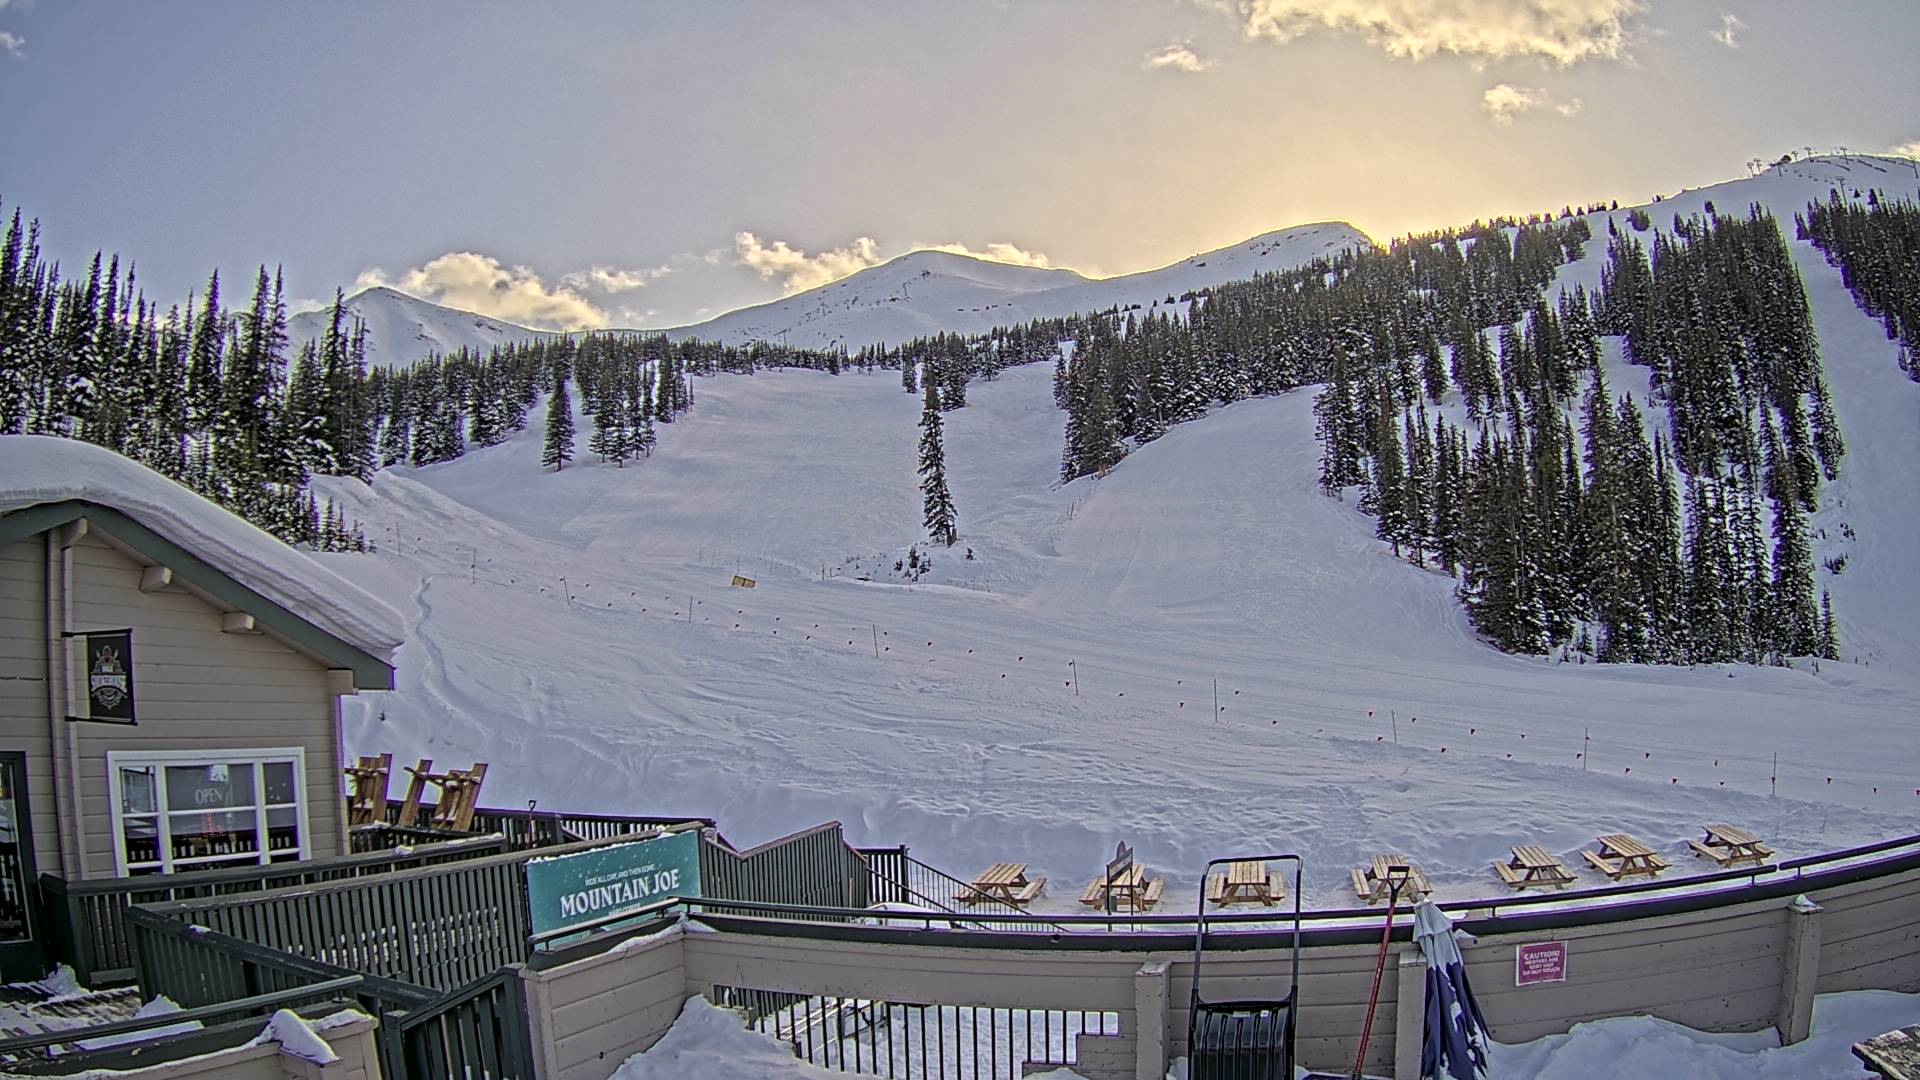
525, 830, 702, 936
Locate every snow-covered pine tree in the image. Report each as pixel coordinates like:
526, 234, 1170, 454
919, 381, 958, 547
542, 362, 575, 471
633, 365, 657, 458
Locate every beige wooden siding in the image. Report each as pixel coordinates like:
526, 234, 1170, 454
1461, 900, 1789, 1044
684, 932, 1145, 1011
524, 926, 689, 1080
1815, 865, 1920, 993
0, 537, 63, 877
66, 533, 342, 877
1164, 941, 1400, 1074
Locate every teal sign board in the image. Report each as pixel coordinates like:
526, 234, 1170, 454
526, 830, 702, 936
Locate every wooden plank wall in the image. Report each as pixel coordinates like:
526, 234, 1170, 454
65, 533, 342, 876
0, 538, 63, 877
522, 925, 689, 1080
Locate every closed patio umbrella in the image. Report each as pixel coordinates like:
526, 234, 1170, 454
1413, 900, 1490, 1080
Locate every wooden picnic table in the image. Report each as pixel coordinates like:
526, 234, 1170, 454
959, 862, 1046, 906
1494, 845, 1576, 890
1854, 1022, 1920, 1079
1080, 864, 1166, 912
1351, 855, 1432, 904
1583, 833, 1671, 880
1207, 860, 1284, 907
1690, 823, 1774, 867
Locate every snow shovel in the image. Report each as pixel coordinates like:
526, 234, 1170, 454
1188, 853, 1303, 1080
1304, 863, 1413, 1080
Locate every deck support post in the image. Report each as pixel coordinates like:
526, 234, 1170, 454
1394, 950, 1428, 1079
1135, 959, 1170, 1080
1777, 895, 1823, 1045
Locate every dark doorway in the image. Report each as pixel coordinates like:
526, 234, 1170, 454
0, 752, 43, 980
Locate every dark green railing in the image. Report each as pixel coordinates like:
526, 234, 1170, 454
40, 834, 509, 986
396, 967, 537, 1080
699, 822, 867, 918
93, 816, 874, 1079
381, 800, 713, 852
126, 901, 531, 1078
137, 844, 536, 992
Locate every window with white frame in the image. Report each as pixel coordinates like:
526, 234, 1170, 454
107, 749, 309, 875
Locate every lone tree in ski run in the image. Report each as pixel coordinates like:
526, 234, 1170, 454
543, 360, 575, 471
919, 380, 958, 547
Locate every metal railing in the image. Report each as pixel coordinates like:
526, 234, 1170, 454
379, 800, 713, 852
636, 829, 1920, 950
39, 834, 509, 985
712, 986, 1120, 1080
856, 847, 1069, 933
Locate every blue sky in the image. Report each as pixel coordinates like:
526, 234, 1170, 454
0, 0, 1915, 330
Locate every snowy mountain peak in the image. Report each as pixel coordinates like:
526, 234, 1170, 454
293, 221, 1373, 366
666, 220, 1372, 352
288, 286, 555, 369
853, 248, 1082, 290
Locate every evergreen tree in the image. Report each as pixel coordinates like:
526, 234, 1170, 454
543, 362, 576, 470
1818, 590, 1840, 660
919, 381, 958, 546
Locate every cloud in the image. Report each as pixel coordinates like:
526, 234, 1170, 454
920, 242, 1057, 268
1481, 82, 1582, 125
1892, 141, 1920, 161
1709, 10, 1744, 48
0, 31, 22, 60
355, 252, 606, 330
1144, 38, 1219, 72
735, 231, 882, 293
559, 264, 674, 293
1201, 0, 1640, 65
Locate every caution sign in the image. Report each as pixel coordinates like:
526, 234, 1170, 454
730, 575, 756, 589
1515, 941, 1567, 986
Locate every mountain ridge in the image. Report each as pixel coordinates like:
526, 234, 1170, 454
291, 221, 1372, 365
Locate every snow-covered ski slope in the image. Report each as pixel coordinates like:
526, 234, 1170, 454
322, 156, 1920, 908
294, 223, 1368, 365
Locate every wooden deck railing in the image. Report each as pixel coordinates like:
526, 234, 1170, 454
40, 834, 508, 986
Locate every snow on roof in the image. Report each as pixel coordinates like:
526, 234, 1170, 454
0, 436, 403, 661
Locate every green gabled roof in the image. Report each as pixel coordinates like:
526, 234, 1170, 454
0, 500, 394, 690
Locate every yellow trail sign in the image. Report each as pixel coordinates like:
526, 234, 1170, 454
730, 575, 757, 589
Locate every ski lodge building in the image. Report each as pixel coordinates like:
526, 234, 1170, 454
0, 435, 401, 979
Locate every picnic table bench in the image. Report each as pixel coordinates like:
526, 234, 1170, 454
1206, 859, 1284, 906
1080, 864, 1166, 912
1854, 1023, 1920, 1079
1494, 845, 1576, 890
1351, 855, 1432, 904
1689, 823, 1774, 867
1582, 833, 1672, 880
958, 862, 1046, 906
